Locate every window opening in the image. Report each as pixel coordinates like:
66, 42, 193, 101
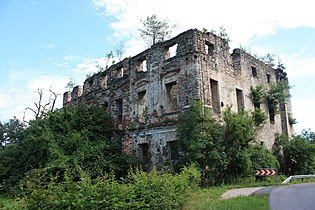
167, 141, 178, 160
139, 143, 149, 163
267, 74, 271, 83
205, 41, 214, 55
165, 81, 178, 112
137, 91, 147, 123
88, 79, 93, 87
210, 79, 220, 114
252, 66, 258, 78
236, 88, 244, 113
117, 67, 124, 78
100, 75, 108, 89
165, 43, 178, 59
138, 59, 147, 72
117, 99, 123, 122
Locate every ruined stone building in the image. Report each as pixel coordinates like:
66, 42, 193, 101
63, 29, 294, 167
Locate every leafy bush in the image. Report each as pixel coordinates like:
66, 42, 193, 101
19, 165, 200, 210
273, 133, 315, 175
176, 100, 282, 186
249, 144, 279, 171
0, 104, 132, 195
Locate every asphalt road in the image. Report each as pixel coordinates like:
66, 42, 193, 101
269, 182, 315, 210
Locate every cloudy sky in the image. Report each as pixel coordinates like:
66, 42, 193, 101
1, 0, 314, 133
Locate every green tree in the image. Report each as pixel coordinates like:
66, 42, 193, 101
177, 101, 278, 185
283, 136, 315, 175
222, 108, 256, 182
273, 133, 315, 175
23, 104, 129, 178
0, 117, 26, 147
0, 118, 27, 193
139, 14, 176, 45
0, 104, 130, 194
177, 100, 226, 185
300, 128, 315, 143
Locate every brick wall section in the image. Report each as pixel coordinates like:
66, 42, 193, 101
64, 29, 294, 168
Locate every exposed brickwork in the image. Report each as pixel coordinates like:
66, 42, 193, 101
63, 29, 294, 168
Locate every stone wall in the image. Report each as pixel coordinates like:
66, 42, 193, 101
64, 29, 294, 167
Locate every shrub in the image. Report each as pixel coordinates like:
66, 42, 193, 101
249, 144, 279, 171
19, 165, 200, 210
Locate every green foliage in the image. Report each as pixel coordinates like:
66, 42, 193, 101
0, 143, 26, 194
300, 128, 315, 143
251, 108, 267, 128
223, 107, 255, 149
288, 115, 297, 125
273, 133, 315, 175
25, 104, 128, 178
19, 165, 200, 210
283, 136, 315, 175
272, 134, 289, 174
183, 186, 269, 210
0, 118, 27, 193
177, 100, 276, 185
267, 81, 291, 122
0, 117, 26, 147
249, 145, 279, 170
258, 53, 276, 67
0, 104, 130, 194
139, 14, 176, 45
250, 85, 265, 108
177, 100, 227, 185
222, 107, 256, 183
251, 81, 291, 123
267, 81, 291, 105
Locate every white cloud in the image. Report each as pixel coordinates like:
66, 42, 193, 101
91, 0, 315, 54
0, 74, 70, 122
291, 99, 315, 134
64, 55, 82, 62
43, 43, 56, 49
284, 57, 315, 78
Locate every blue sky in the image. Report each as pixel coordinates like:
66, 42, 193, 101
1, 0, 315, 134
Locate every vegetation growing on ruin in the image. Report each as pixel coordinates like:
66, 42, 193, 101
251, 84, 265, 108
251, 108, 268, 128
0, 104, 199, 209
0, 100, 314, 208
250, 81, 291, 123
176, 100, 278, 186
266, 81, 291, 121
139, 14, 177, 45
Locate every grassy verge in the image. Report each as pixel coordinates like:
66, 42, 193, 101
286, 177, 315, 184
183, 177, 315, 210
183, 187, 269, 210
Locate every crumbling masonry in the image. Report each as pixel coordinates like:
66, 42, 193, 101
63, 29, 294, 167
